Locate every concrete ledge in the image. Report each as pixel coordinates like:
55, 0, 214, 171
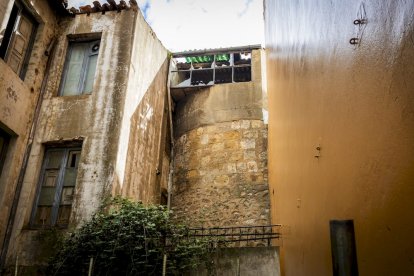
188, 246, 280, 276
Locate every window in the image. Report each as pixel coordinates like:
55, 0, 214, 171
0, 128, 11, 178
170, 51, 252, 88
0, 1, 37, 79
31, 147, 81, 228
59, 39, 100, 96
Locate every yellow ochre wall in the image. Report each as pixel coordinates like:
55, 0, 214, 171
264, 0, 414, 275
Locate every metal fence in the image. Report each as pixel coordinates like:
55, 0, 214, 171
184, 224, 281, 247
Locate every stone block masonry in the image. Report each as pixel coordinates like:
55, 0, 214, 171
171, 119, 270, 227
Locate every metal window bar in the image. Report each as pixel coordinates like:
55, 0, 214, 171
212, 54, 216, 83
231, 53, 234, 83
171, 51, 252, 88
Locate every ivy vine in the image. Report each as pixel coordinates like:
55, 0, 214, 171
47, 197, 213, 275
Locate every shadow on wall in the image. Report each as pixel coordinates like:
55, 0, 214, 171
360, 20, 414, 276
115, 59, 170, 204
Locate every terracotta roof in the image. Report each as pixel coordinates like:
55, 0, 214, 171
67, 0, 138, 15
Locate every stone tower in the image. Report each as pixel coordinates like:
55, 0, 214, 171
170, 46, 270, 227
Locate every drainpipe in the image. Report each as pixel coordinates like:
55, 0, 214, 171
0, 38, 57, 272
162, 55, 175, 276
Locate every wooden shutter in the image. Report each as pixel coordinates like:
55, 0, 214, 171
57, 150, 80, 225
82, 41, 100, 94
32, 148, 82, 227
83, 54, 98, 94
33, 150, 65, 226
5, 13, 34, 74
61, 43, 87, 96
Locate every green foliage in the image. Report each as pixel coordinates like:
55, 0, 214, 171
47, 197, 212, 275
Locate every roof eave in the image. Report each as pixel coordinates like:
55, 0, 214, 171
172, 44, 262, 58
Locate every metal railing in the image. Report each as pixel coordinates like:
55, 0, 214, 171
184, 224, 281, 247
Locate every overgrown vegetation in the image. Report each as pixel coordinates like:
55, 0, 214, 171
47, 197, 213, 275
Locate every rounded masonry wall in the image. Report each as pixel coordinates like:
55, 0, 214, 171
171, 119, 270, 227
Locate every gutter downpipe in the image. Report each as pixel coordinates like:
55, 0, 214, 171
0, 38, 57, 272
162, 55, 175, 276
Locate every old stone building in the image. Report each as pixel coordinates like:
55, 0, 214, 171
0, 0, 172, 271
1, 0, 409, 275
0, 0, 63, 269
169, 47, 270, 227
0, 0, 273, 273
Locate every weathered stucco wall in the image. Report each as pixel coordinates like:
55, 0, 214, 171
115, 8, 169, 192
190, 247, 280, 276
5, 6, 169, 268
265, 0, 414, 275
171, 50, 270, 228
174, 50, 263, 138
0, 0, 13, 34
0, 0, 57, 261
121, 59, 169, 203
6, 10, 136, 267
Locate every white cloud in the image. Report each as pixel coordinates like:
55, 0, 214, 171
67, 0, 264, 52
68, 0, 90, 6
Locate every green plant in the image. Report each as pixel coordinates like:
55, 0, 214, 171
47, 197, 212, 275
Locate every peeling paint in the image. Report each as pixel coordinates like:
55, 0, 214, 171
3, 7, 169, 268
0, 0, 59, 267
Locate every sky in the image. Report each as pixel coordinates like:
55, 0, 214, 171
67, 0, 264, 52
